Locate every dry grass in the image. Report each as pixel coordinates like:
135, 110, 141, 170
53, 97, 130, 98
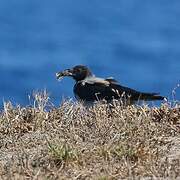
0, 91, 179, 179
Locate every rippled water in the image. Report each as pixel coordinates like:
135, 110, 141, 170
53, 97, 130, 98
0, 0, 179, 107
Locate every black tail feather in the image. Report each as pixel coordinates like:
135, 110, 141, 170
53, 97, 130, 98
139, 92, 165, 101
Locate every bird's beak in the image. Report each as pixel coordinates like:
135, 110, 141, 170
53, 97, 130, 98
56, 69, 73, 79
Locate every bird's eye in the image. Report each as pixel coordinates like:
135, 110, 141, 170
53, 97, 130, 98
76, 69, 81, 73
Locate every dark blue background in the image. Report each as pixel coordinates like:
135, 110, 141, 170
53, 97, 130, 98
0, 0, 179, 107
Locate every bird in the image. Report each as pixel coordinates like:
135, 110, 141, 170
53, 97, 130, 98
56, 65, 165, 104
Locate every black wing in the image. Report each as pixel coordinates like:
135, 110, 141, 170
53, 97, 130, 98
107, 79, 165, 101
74, 79, 164, 102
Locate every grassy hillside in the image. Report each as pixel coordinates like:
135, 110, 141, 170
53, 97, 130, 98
0, 92, 179, 179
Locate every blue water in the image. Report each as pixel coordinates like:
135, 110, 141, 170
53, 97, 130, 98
0, 0, 180, 107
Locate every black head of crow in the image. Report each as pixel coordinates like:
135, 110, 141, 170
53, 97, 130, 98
56, 65, 166, 104
56, 65, 93, 82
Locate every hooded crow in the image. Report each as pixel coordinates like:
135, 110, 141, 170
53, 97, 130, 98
56, 65, 165, 104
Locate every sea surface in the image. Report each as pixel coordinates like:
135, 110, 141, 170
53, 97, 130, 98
0, 0, 180, 107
